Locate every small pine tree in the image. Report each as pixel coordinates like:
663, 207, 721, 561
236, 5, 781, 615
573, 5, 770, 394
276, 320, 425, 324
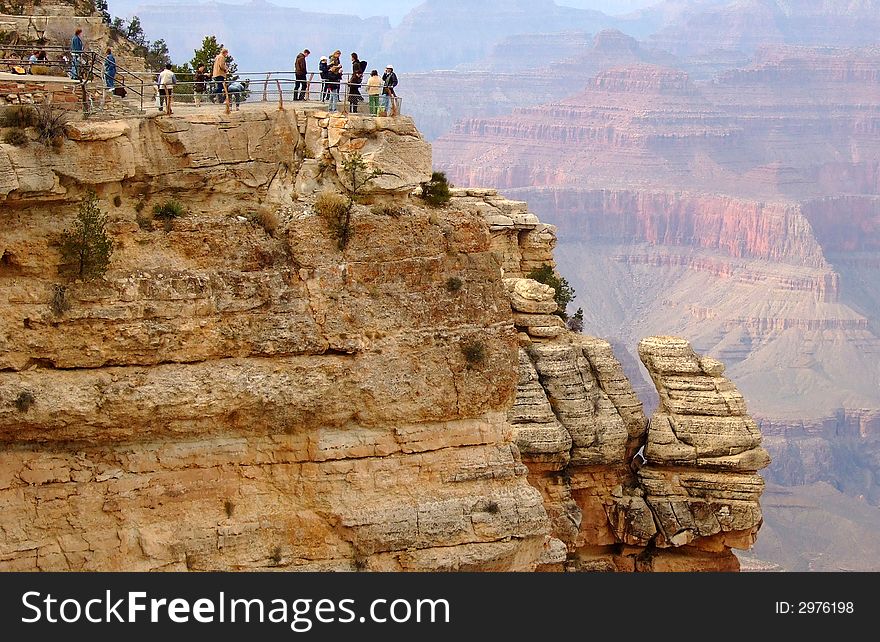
60, 192, 114, 280
528, 264, 576, 321
567, 308, 585, 334
334, 152, 383, 250
189, 36, 240, 81
145, 39, 171, 70
94, 0, 111, 24
420, 171, 452, 207
126, 16, 147, 48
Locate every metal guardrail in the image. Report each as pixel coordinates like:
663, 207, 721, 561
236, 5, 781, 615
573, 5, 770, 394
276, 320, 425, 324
138, 71, 403, 117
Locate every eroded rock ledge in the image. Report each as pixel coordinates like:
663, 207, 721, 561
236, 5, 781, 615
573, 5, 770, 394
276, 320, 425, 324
0, 108, 767, 571
485, 192, 769, 571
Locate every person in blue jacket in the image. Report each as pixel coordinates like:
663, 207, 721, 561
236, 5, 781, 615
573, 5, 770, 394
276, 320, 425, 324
104, 48, 117, 90
70, 28, 84, 80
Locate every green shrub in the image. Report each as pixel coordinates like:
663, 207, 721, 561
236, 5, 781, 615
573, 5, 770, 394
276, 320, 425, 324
2, 128, 28, 146
420, 171, 452, 207
461, 340, 487, 368
59, 192, 114, 280
35, 103, 68, 149
14, 391, 35, 413
446, 277, 463, 293
0, 105, 38, 129
527, 264, 576, 320
153, 199, 186, 221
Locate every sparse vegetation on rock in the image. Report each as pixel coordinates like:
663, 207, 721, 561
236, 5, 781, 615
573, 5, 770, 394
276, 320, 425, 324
35, 103, 68, 149
50, 283, 71, 316
0, 105, 37, 129
461, 340, 487, 368
153, 199, 186, 230
2, 128, 28, 147
14, 391, 35, 413
528, 264, 576, 321
420, 171, 452, 207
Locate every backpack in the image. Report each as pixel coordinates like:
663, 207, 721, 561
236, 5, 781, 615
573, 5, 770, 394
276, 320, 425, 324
359, 60, 368, 74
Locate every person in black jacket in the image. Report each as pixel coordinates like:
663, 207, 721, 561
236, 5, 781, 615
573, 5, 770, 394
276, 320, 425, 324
382, 65, 398, 116
294, 49, 310, 101
348, 66, 363, 113
193, 64, 208, 106
319, 56, 329, 102
326, 63, 342, 112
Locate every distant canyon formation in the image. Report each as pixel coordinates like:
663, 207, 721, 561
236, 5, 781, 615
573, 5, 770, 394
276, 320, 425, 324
435, 47, 880, 509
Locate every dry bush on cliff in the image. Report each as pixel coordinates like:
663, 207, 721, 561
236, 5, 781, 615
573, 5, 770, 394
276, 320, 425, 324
35, 103, 68, 149
50, 284, 71, 316
245, 208, 280, 236
3, 128, 28, 147
0, 105, 38, 129
315, 191, 349, 244
371, 203, 408, 218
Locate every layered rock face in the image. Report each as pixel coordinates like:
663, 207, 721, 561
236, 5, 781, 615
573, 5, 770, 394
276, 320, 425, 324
0, 101, 768, 571
483, 197, 767, 571
0, 109, 552, 571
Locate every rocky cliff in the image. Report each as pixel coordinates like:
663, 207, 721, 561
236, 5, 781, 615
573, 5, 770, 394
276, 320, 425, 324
0, 102, 768, 571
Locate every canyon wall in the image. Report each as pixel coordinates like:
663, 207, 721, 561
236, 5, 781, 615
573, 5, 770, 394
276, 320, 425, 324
434, 48, 880, 559
648, 0, 880, 57
0, 103, 767, 571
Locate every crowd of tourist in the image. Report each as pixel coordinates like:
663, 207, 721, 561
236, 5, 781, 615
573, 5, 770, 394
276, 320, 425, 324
57, 28, 401, 116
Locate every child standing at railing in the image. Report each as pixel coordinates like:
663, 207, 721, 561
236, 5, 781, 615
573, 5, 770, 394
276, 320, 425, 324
367, 70, 381, 116
194, 64, 208, 106
327, 63, 342, 113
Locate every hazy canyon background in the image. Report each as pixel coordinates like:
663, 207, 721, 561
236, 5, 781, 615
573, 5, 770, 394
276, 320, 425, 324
102, 0, 880, 571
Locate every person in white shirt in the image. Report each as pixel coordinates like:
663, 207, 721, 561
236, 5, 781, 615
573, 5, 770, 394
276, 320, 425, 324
157, 63, 176, 115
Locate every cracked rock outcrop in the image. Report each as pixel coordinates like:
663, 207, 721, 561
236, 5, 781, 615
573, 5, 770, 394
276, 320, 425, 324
485, 199, 769, 571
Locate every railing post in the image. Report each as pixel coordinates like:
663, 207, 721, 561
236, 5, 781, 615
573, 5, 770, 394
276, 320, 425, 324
263, 73, 270, 102
140, 79, 144, 113
276, 80, 284, 111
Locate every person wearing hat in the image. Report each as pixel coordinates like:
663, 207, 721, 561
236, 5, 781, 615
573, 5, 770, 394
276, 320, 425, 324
319, 55, 329, 102
382, 65, 398, 116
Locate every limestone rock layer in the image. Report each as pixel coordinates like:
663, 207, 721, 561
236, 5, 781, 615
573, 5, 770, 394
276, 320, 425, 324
0, 106, 767, 571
